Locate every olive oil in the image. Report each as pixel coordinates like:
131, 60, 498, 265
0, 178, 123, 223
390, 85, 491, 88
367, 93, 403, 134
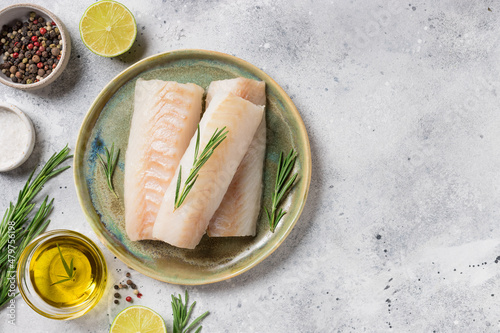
29, 235, 105, 307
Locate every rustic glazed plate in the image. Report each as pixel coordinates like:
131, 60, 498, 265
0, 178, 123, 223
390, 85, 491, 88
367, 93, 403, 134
74, 49, 311, 285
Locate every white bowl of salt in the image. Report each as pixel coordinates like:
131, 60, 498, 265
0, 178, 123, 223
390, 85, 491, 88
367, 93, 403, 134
0, 103, 35, 172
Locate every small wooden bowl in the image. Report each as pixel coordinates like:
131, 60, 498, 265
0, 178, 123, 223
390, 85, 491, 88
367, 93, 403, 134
0, 3, 71, 90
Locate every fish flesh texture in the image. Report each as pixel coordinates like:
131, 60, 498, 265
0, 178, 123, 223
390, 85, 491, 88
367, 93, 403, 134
206, 78, 266, 237
125, 79, 204, 241
153, 93, 265, 249
205, 77, 266, 106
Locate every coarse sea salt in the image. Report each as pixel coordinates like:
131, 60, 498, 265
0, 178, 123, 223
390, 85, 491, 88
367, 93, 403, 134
0, 108, 30, 170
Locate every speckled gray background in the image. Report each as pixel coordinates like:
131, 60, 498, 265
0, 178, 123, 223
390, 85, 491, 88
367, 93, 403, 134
1, 0, 500, 332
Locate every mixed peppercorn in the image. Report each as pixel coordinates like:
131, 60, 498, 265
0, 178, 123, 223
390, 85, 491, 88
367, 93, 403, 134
113, 272, 143, 305
0, 12, 63, 84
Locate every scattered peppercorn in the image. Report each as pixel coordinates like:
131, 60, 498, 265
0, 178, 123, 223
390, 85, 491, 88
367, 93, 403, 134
133, 290, 139, 295
0, 12, 62, 84
126, 272, 131, 278
131, 284, 137, 290
137, 293, 143, 299
114, 300, 119, 305
114, 285, 119, 290
126, 279, 132, 285
125, 296, 132, 302
114, 293, 120, 298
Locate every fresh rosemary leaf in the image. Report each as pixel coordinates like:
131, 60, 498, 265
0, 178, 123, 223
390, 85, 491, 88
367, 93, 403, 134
171, 290, 209, 333
174, 126, 228, 210
98, 143, 120, 197
57, 243, 72, 277
266, 149, 299, 232
50, 243, 75, 286
50, 278, 72, 286
0, 146, 72, 307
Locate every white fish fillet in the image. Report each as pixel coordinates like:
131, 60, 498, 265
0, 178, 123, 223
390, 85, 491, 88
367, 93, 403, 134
206, 78, 266, 237
125, 79, 204, 241
206, 77, 266, 106
153, 93, 265, 249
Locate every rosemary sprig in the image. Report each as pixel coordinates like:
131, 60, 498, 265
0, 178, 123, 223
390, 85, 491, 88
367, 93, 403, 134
0, 146, 72, 307
171, 290, 209, 333
50, 243, 75, 285
265, 149, 299, 232
174, 126, 228, 210
98, 143, 120, 197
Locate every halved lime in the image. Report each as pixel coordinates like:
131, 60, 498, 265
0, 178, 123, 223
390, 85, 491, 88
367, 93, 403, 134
110, 305, 166, 333
79, 0, 137, 57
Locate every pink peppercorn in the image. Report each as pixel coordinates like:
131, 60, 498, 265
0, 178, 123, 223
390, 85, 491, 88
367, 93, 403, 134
125, 296, 132, 302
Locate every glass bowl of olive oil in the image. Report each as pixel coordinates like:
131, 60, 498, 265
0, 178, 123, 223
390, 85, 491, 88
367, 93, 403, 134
17, 229, 107, 320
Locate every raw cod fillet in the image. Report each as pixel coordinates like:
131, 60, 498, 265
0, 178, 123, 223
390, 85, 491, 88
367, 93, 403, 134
205, 77, 266, 106
153, 93, 265, 249
206, 78, 267, 237
125, 79, 204, 241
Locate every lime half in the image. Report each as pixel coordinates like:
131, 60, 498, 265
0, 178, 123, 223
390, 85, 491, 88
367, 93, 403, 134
110, 305, 166, 333
79, 0, 137, 57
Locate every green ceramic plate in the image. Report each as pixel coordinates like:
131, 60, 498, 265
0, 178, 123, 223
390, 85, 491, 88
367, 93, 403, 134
74, 49, 311, 285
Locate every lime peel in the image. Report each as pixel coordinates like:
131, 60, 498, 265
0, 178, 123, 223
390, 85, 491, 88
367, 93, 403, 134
79, 0, 137, 57
110, 305, 167, 333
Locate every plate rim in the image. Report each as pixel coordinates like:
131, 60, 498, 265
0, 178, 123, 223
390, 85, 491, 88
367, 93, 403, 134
73, 49, 312, 285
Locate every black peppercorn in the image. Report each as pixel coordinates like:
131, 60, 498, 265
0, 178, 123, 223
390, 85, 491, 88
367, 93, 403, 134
0, 15, 62, 84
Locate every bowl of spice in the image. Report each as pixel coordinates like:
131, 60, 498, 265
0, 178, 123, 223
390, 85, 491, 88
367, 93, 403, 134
0, 3, 71, 89
0, 103, 35, 172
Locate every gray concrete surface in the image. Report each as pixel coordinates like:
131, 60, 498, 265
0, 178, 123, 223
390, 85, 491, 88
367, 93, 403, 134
1, 0, 500, 332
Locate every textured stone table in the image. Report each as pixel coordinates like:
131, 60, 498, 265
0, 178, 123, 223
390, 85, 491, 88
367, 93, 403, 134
1, 0, 500, 332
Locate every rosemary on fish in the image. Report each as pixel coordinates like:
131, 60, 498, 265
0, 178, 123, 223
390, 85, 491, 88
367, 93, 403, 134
98, 143, 120, 197
171, 290, 209, 333
0, 146, 72, 307
265, 149, 298, 232
50, 243, 75, 286
174, 126, 228, 210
